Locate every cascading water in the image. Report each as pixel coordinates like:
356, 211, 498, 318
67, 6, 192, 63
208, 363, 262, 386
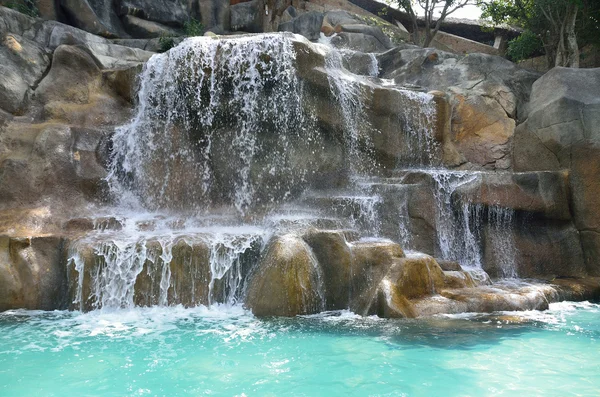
69, 34, 335, 311
67, 223, 266, 310
107, 34, 316, 214
392, 90, 440, 168
325, 50, 373, 176
426, 170, 518, 275
431, 170, 483, 267
68, 32, 522, 312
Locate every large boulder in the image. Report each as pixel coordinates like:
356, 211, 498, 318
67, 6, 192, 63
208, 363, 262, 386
245, 235, 324, 316
83, 41, 153, 68
0, 32, 50, 114
59, 0, 123, 38
0, 235, 67, 311
302, 229, 353, 310
230, 0, 263, 33
347, 240, 404, 314
378, 48, 540, 169
121, 15, 181, 38
199, 0, 230, 33
513, 67, 600, 275
0, 123, 109, 210
118, 0, 189, 27
278, 11, 323, 41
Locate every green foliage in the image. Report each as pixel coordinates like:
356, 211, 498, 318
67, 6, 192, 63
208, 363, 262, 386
158, 35, 175, 53
480, 0, 599, 66
183, 18, 204, 37
358, 14, 407, 45
4, 0, 39, 17
507, 30, 543, 61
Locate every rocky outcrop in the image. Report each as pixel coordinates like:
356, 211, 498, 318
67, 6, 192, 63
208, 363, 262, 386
0, 32, 50, 114
1, 5, 599, 318
0, 9, 149, 213
279, 10, 324, 40
378, 47, 540, 170
230, 0, 263, 33
513, 67, 600, 275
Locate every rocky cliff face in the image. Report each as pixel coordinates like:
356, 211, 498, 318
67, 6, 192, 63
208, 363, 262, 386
514, 67, 600, 276
0, 5, 599, 316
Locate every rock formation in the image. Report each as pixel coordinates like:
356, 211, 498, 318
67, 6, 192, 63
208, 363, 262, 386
0, 4, 599, 317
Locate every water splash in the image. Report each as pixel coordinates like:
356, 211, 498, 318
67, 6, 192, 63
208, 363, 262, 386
367, 53, 379, 77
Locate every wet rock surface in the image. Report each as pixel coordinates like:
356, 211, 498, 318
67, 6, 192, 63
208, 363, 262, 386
0, 6, 599, 318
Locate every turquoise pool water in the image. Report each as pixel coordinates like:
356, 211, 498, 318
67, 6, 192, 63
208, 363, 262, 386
1, 302, 598, 396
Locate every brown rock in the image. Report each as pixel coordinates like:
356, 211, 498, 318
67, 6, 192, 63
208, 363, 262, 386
0, 235, 67, 311
302, 229, 353, 310
167, 238, 211, 307
348, 240, 404, 314
450, 92, 514, 169
245, 235, 324, 316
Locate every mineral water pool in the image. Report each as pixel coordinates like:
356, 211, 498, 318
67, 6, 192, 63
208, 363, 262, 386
1, 302, 598, 396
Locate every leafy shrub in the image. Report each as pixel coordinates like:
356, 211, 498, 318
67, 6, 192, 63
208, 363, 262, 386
507, 30, 543, 62
184, 18, 204, 37
158, 35, 175, 52
5, 0, 39, 17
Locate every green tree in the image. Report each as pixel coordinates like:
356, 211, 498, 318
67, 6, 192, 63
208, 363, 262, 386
394, 0, 479, 47
481, 0, 600, 67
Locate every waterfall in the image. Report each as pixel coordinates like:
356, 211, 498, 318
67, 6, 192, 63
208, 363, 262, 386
66, 33, 523, 313
394, 90, 439, 168
430, 170, 482, 267
486, 206, 518, 278
107, 34, 313, 215
324, 50, 373, 175
407, 170, 518, 275
67, 225, 265, 310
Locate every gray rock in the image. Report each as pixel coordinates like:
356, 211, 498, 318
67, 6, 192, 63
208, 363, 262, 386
59, 0, 120, 38
322, 10, 360, 27
84, 41, 154, 68
336, 23, 393, 50
111, 37, 182, 52
330, 31, 387, 53
230, 0, 262, 33
44, 21, 111, 48
513, 67, 600, 275
199, 0, 230, 34
0, 33, 50, 113
87, 0, 129, 36
278, 11, 323, 41
121, 14, 181, 38
280, 6, 296, 24
0, 7, 111, 50
497, 220, 586, 279
118, 0, 189, 27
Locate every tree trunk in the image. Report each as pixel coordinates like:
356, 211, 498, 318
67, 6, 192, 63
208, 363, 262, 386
565, 5, 579, 68
555, 14, 567, 67
409, 11, 420, 46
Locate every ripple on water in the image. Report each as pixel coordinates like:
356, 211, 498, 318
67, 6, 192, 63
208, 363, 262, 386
0, 303, 599, 396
